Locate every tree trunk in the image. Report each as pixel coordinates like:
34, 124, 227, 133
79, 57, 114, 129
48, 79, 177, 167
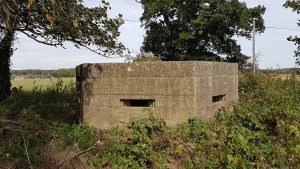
0, 32, 14, 101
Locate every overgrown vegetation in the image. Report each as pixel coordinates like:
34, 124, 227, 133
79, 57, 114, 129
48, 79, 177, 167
0, 79, 84, 168
0, 73, 300, 168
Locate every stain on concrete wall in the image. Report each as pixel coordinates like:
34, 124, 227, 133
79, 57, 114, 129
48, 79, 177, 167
76, 61, 238, 129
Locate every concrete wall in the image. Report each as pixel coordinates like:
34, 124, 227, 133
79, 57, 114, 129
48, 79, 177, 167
76, 61, 238, 129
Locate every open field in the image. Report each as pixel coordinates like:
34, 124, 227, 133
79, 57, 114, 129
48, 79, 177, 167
11, 77, 74, 91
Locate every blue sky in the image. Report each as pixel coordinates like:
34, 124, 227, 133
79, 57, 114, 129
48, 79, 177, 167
11, 0, 300, 70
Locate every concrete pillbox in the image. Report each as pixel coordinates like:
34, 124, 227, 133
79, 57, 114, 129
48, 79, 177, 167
76, 61, 238, 129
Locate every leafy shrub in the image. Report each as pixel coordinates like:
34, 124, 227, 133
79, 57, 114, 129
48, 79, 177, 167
89, 114, 169, 169
55, 123, 97, 150
239, 73, 261, 93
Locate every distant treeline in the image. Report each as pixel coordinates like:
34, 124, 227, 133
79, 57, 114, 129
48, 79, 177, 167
260, 68, 300, 74
11, 67, 300, 79
12, 68, 75, 78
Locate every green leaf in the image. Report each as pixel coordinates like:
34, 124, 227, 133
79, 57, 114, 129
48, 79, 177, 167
179, 31, 194, 40
238, 133, 248, 147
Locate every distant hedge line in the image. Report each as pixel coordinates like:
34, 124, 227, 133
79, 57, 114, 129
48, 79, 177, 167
12, 68, 75, 78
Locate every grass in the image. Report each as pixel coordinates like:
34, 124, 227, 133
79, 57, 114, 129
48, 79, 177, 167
11, 77, 74, 91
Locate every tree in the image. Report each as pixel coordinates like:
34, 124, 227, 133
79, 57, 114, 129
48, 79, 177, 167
0, 0, 125, 100
132, 52, 160, 62
284, 0, 300, 65
0, 31, 13, 99
139, 0, 265, 65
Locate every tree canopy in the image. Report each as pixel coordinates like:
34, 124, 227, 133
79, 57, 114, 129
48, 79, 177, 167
284, 0, 300, 65
0, 0, 125, 56
0, 0, 125, 100
139, 0, 266, 65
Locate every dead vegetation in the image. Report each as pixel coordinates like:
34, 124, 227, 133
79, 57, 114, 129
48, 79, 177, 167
41, 141, 95, 169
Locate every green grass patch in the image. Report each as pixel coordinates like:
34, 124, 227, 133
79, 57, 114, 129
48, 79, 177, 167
11, 77, 74, 91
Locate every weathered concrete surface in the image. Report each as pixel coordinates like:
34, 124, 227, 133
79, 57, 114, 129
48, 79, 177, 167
76, 61, 238, 129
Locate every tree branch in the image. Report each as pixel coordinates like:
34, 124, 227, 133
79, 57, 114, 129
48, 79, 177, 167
83, 45, 120, 58
20, 30, 63, 47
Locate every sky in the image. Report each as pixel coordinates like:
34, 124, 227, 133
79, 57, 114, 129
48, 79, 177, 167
11, 0, 300, 70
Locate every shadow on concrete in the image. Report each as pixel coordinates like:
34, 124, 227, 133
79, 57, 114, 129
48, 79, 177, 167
76, 64, 103, 122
